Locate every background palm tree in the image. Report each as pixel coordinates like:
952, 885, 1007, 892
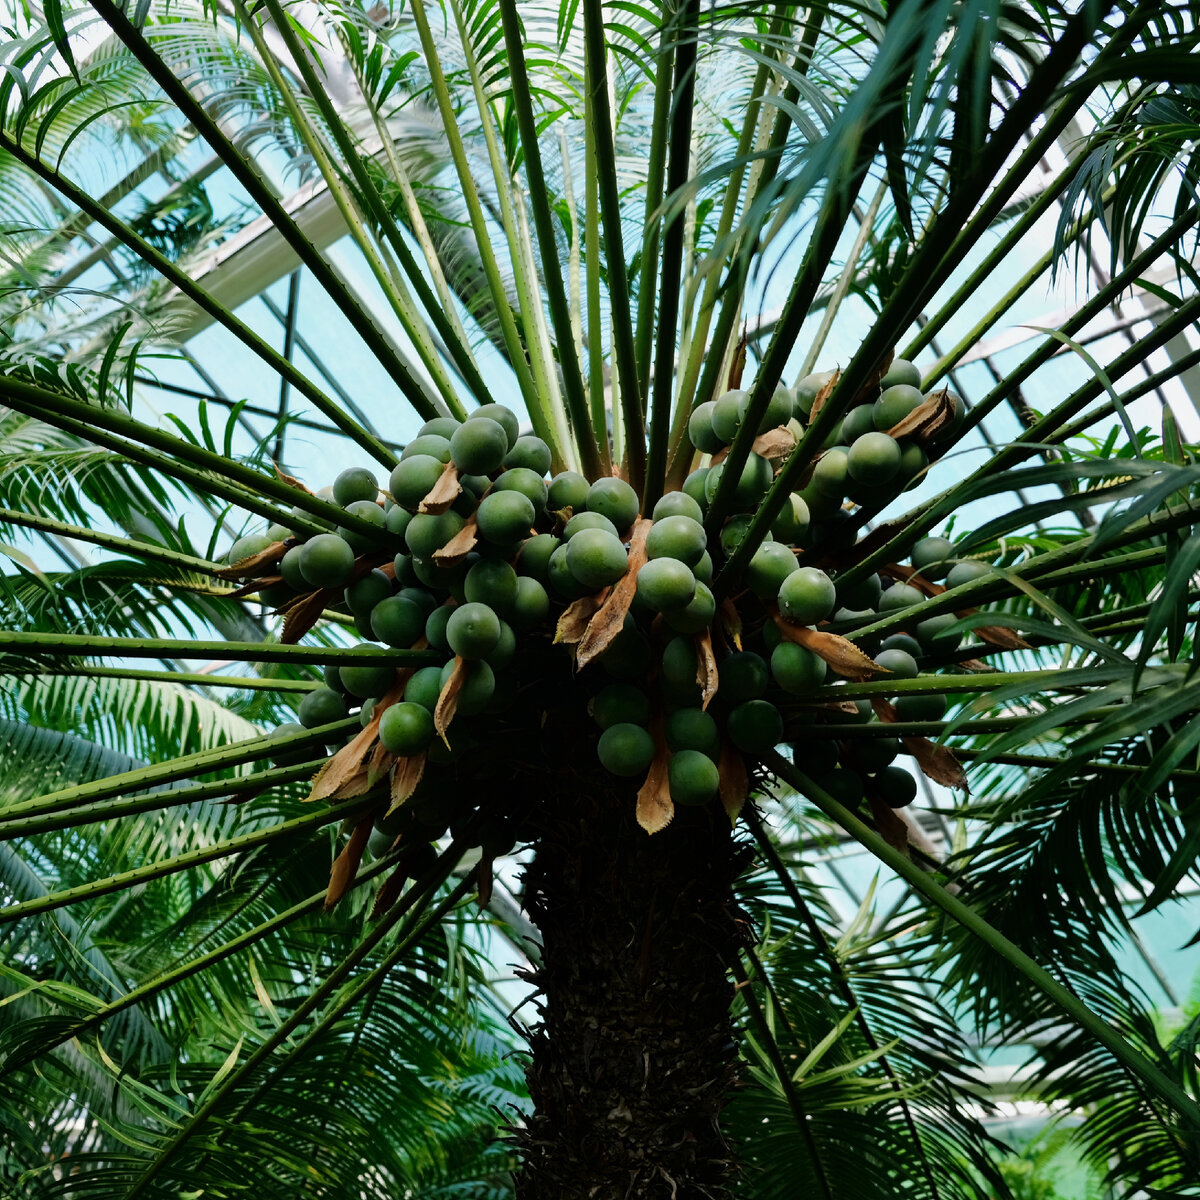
1, 0, 1200, 1196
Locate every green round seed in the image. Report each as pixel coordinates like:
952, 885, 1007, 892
636, 558, 696, 612
586, 477, 640, 533
592, 683, 651, 730
333, 466, 378, 506
547, 470, 590, 512
450, 417, 508, 475
298, 687, 348, 729
597, 723, 656, 777
298, 534, 356, 589
778, 567, 836, 626
665, 708, 720, 761
445, 601, 501, 659
566, 528, 629, 589
727, 699, 783, 754
370, 596, 426, 647
652, 491, 704, 523
668, 749, 720, 806
378, 701, 435, 755
646, 515, 707, 567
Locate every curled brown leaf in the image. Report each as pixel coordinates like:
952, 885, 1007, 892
213, 541, 287, 580
808, 367, 841, 424
772, 611, 888, 681
751, 428, 797, 460
325, 816, 372, 911
433, 515, 479, 564
886, 386, 956, 443
696, 630, 719, 711
434, 656, 467, 742
577, 518, 652, 669
556, 594, 605, 646
718, 739, 748, 826
419, 461, 463, 515
636, 721, 674, 835
387, 753, 427, 815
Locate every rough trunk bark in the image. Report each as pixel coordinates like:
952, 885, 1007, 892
512, 699, 742, 1199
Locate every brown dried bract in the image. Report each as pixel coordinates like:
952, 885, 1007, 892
904, 737, 968, 790
419, 461, 463, 515
309, 675, 406, 802
367, 741, 396, 787
719, 599, 743, 651
477, 854, 494, 909
225, 574, 282, 600
433, 515, 478, 564
281, 588, 334, 644
696, 630, 719, 711
772, 611, 888, 681
325, 816, 372, 911
556, 594, 605, 647
751, 427, 797, 460
886, 386, 956, 443
214, 541, 287, 580
975, 625, 1032, 650
577, 518, 652, 669
718, 739, 749, 826
636, 721, 674, 834
387, 752, 427, 815
370, 860, 409, 920
867, 793, 911, 856
872, 697, 968, 790
434, 655, 468, 742
274, 462, 316, 494
808, 367, 841, 424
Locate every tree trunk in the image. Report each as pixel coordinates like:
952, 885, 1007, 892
512, 697, 742, 1198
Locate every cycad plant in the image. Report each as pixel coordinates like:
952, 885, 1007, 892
2, 0, 1200, 1196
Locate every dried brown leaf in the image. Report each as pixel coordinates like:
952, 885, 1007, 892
957, 658, 992, 672
281, 588, 334, 644
853, 349, 895, 406
214, 541, 287, 580
577, 518, 652, 669
370, 861, 409, 920
325, 817, 372, 911
871, 697, 898, 722
367, 741, 397, 787
719, 599, 743, 651
879, 563, 942, 597
225, 574, 283, 599
696, 630, 719, 711
636, 717, 673, 834
419, 461, 463, 514
636, 745, 674, 835
308, 676, 406, 802
556, 594, 605, 646
808, 367, 841, 424
886, 386, 955, 442
477, 854, 494, 909
433, 515, 478, 564
434, 656, 467, 742
274, 462, 316, 494
772, 612, 888, 681
752, 427, 797, 460
867, 794, 911, 856
974, 625, 1032, 650
903, 736, 969, 790
387, 753, 427, 815
718, 739, 749, 826
728, 334, 747, 391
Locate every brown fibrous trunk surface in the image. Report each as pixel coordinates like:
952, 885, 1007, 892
512, 696, 742, 1199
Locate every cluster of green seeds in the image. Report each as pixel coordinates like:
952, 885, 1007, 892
228, 358, 984, 857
